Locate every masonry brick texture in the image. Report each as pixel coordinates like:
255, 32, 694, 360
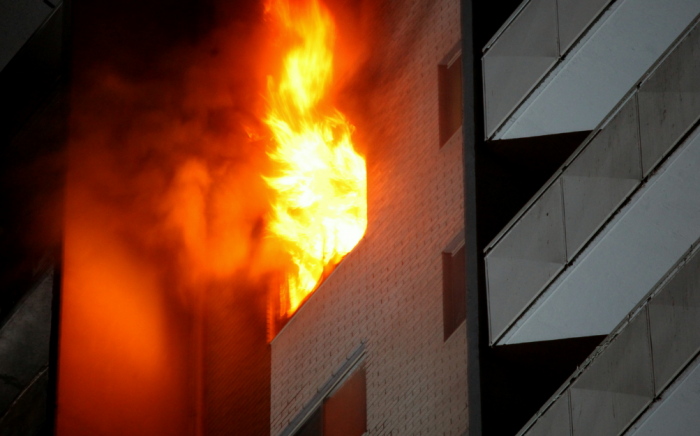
270, 0, 466, 435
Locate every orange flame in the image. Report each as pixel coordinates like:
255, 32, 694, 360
264, 0, 367, 317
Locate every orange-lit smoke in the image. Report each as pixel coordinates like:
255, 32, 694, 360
58, 7, 274, 434
263, 0, 367, 318
58, 0, 368, 433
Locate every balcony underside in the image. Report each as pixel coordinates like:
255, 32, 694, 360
485, 17, 700, 345
483, 0, 700, 140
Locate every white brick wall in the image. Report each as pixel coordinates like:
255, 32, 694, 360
271, 0, 467, 434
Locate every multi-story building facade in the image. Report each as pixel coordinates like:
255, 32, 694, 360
3, 0, 700, 435
269, 0, 700, 435
269, 1, 468, 434
479, 0, 700, 435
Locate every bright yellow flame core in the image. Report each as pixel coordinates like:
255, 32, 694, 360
264, 0, 367, 317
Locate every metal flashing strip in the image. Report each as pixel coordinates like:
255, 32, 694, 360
441, 40, 463, 67
482, 0, 533, 53
444, 229, 465, 256
278, 341, 366, 436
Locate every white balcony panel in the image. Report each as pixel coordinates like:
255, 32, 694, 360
626, 357, 700, 436
500, 126, 700, 345
556, 0, 612, 54
492, 0, 700, 140
517, 245, 700, 436
482, 0, 559, 137
485, 182, 566, 342
0, 0, 53, 71
570, 313, 653, 436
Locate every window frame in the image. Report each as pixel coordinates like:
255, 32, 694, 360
281, 343, 367, 436
438, 42, 464, 147
443, 230, 467, 340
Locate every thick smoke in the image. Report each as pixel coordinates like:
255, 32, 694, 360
69, 12, 276, 295
61, 2, 278, 435
59, 1, 376, 434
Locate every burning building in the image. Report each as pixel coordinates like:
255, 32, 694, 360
268, 0, 700, 435
2, 0, 700, 435
267, 0, 468, 435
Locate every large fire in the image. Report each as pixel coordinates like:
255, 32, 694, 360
263, 0, 367, 318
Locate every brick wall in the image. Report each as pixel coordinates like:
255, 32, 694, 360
270, 0, 466, 434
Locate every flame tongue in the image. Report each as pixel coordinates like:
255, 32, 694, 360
264, 0, 367, 317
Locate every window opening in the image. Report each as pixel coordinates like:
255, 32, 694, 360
439, 43, 463, 146
323, 367, 367, 436
295, 408, 322, 436
443, 230, 466, 340
291, 366, 367, 436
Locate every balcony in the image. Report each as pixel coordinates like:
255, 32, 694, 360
517, 240, 700, 436
482, 0, 700, 140
485, 16, 700, 345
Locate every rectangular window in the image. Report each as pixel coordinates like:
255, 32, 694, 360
292, 367, 367, 436
323, 367, 367, 436
443, 230, 466, 340
438, 43, 463, 146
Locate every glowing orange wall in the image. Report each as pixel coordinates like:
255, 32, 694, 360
55, 2, 272, 435
55, 2, 206, 434
57, 180, 193, 436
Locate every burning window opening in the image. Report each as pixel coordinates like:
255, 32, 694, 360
262, 0, 367, 329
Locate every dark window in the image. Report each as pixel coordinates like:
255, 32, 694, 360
296, 408, 323, 436
438, 45, 463, 146
443, 231, 466, 340
292, 367, 367, 436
